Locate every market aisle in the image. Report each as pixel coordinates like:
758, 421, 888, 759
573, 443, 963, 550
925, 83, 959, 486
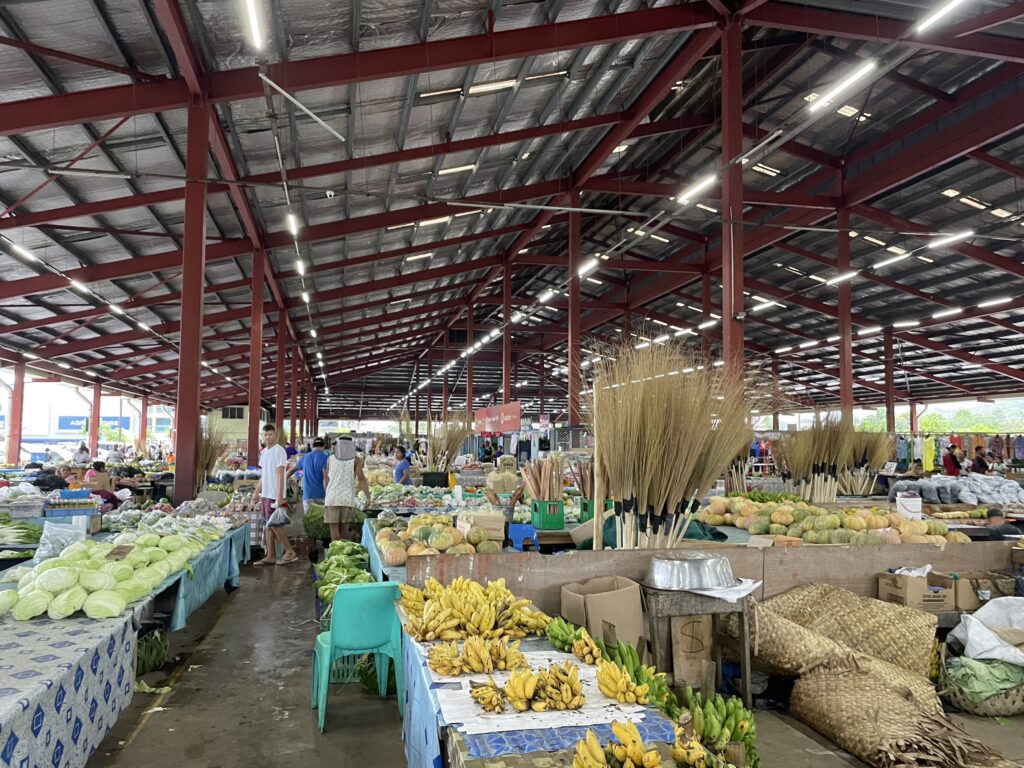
92, 563, 407, 768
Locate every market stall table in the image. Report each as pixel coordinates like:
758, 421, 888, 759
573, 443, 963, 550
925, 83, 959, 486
0, 612, 137, 767
402, 633, 677, 768
362, 519, 407, 583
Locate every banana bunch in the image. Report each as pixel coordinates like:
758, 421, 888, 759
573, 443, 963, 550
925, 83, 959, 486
594, 639, 679, 720
427, 641, 465, 676
405, 599, 463, 642
490, 637, 527, 671
608, 720, 662, 768
402, 577, 550, 641
503, 668, 541, 712
546, 616, 578, 652
571, 627, 603, 665
573, 730, 609, 768
532, 661, 585, 711
671, 733, 709, 767
680, 688, 759, 768
399, 582, 425, 618
596, 659, 649, 705
462, 635, 494, 673
469, 677, 506, 713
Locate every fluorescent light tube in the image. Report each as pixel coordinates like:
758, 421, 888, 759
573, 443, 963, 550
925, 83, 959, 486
406, 253, 432, 261
932, 307, 962, 318
301, 291, 310, 303
697, 320, 717, 329
108, 304, 123, 314
873, 254, 909, 268
310, 329, 317, 338
511, 312, 524, 323
578, 258, 598, 276
857, 326, 882, 335
893, 320, 920, 328
917, 0, 970, 32
538, 289, 554, 304
316, 352, 323, 359
69, 279, 88, 292
48, 167, 131, 180
826, 271, 858, 285
808, 60, 877, 112
653, 334, 670, 344
420, 87, 461, 98
437, 164, 475, 176
775, 346, 792, 354
978, 297, 1011, 308
244, 0, 262, 47
287, 213, 299, 236
419, 215, 451, 226
799, 340, 819, 348
676, 174, 717, 204
295, 260, 305, 275
927, 229, 973, 248
468, 79, 517, 95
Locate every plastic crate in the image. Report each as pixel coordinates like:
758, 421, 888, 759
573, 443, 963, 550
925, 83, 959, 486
530, 499, 565, 530
58, 489, 91, 500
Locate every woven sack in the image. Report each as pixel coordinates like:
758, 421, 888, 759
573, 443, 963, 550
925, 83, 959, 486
792, 663, 1005, 768
760, 583, 936, 678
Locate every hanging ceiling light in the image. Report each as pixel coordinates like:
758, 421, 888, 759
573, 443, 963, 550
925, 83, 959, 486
808, 60, 876, 112
243, 0, 263, 47
926, 230, 973, 249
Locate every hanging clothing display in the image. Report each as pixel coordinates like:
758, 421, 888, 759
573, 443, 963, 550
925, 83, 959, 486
912, 436, 924, 461
1016, 435, 1024, 461
950, 435, 963, 449
922, 439, 936, 471
895, 435, 909, 461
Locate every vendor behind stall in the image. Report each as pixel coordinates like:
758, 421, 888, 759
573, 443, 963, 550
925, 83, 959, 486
985, 507, 1020, 539
84, 461, 114, 492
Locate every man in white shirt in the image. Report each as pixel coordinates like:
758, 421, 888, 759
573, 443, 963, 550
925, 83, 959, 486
252, 423, 298, 565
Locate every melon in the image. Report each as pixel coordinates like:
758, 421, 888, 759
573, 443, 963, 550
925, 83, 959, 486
945, 531, 972, 544
427, 530, 454, 552
768, 524, 789, 536
852, 532, 882, 546
802, 531, 821, 544
770, 511, 794, 526
801, 517, 818, 533
415, 526, 435, 543
865, 515, 888, 530
791, 509, 808, 524
706, 514, 727, 527
748, 519, 771, 536
447, 543, 476, 555
900, 533, 929, 545
926, 520, 949, 537
813, 516, 833, 532
376, 528, 397, 544
380, 543, 408, 566
875, 529, 901, 545
407, 541, 428, 556
446, 527, 465, 546
829, 529, 854, 545
466, 526, 488, 546
414, 547, 440, 556
475, 540, 501, 554
787, 523, 803, 538
842, 515, 866, 532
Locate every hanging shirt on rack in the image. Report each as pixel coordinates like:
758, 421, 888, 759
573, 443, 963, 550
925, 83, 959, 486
950, 434, 963, 449
922, 439, 935, 471
973, 434, 987, 453
991, 435, 1005, 459
912, 437, 924, 461
1015, 435, 1024, 461
896, 436, 909, 461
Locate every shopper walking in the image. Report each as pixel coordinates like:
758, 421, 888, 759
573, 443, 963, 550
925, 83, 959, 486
942, 444, 961, 477
393, 449, 412, 485
298, 437, 329, 512
324, 436, 372, 542
73, 442, 90, 464
252, 423, 298, 565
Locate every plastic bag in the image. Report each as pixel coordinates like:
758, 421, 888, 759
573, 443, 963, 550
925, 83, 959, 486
34, 522, 86, 563
266, 502, 291, 528
950, 597, 1024, 666
115, 488, 133, 501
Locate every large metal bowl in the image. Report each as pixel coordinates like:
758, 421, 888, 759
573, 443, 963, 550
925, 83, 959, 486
644, 552, 739, 591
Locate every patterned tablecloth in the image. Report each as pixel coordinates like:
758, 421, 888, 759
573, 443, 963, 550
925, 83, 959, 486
0, 614, 136, 768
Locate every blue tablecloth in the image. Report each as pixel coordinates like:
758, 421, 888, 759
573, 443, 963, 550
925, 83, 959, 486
402, 634, 675, 768
362, 520, 406, 583
156, 524, 249, 632
0, 613, 136, 768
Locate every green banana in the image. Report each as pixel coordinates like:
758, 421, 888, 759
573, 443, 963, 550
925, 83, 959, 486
683, 685, 694, 709
692, 705, 703, 736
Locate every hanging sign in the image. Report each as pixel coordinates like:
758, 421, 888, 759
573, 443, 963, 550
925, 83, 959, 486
474, 401, 521, 434
539, 414, 550, 429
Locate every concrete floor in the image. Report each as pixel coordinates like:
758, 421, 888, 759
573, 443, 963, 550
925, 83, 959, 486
91, 562, 407, 768
89, 534, 1024, 768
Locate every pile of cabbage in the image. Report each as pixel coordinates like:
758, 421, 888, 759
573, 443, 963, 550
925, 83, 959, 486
315, 540, 373, 606
0, 531, 208, 622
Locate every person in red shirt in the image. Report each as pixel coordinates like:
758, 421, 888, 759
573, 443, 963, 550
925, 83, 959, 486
942, 444, 961, 476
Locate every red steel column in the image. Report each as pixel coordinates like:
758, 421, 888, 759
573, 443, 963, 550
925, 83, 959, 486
139, 395, 149, 446
502, 265, 512, 404
539, 366, 545, 417
720, 18, 745, 379
5, 362, 24, 465
465, 311, 474, 419
426, 352, 433, 420
89, 382, 101, 457
275, 313, 286, 434
702, 271, 713, 356
568, 192, 582, 425
837, 208, 854, 419
771, 358, 780, 431
173, 98, 209, 502
414, 361, 421, 437
289, 351, 297, 442
246, 252, 265, 465
883, 330, 896, 432
909, 400, 919, 433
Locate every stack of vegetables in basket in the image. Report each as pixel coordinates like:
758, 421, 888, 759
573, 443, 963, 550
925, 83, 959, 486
0, 528, 217, 622
315, 540, 373, 622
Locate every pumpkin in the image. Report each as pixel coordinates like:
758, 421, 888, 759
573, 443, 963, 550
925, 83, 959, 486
945, 531, 972, 544
802, 531, 822, 544
768, 524, 789, 536
842, 516, 866, 532
787, 523, 803, 538
447, 543, 476, 555
705, 514, 726, 527
475, 540, 501, 554
900, 533, 929, 544
791, 509, 808, 524
708, 497, 729, 515
466, 526, 488, 546
417, 547, 441, 555
376, 529, 396, 544
734, 516, 754, 530
748, 519, 770, 536
887, 513, 905, 529
415, 526, 435, 543
380, 543, 408, 566
865, 515, 889, 530
801, 517, 818, 533
874, 529, 901, 545
407, 541, 428, 556
901, 519, 929, 536
427, 530, 454, 552
926, 520, 949, 536
446, 527, 465, 546
770, 511, 794, 526
829, 529, 853, 545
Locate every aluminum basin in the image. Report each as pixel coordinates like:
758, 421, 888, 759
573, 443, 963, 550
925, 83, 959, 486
644, 551, 738, 591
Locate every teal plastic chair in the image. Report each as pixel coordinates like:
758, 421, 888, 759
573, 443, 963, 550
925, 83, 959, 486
311, 581, 403, 732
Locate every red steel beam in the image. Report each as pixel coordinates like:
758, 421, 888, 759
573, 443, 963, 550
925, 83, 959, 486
580, 176, 838, 208
720, 19, 744, 377
246, 253, 264, 465
745, 2, 1024, 62
0, 4, 717, 136
837, 209, 853, 417
4, 363, 25, 464
0, 36, 162, 82
947, 2, 1024, 36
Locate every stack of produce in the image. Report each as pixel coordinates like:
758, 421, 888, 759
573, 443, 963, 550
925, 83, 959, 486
930, 509, 988, 520
675, 688, 759, 768
398, 576, 549, 642
0, 528, 218, 621
469, 661, 585, 713
314, 540, 373, 609
374, 516, 501, 565
571, 722, 663, 768
0, 515, 42, 546
365, 468, 394, 487
427, 636, 528, 675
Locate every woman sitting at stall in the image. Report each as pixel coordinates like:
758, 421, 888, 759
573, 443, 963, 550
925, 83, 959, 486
83, 461, 114, 492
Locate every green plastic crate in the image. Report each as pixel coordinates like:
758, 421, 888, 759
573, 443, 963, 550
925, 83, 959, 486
531, 499, 565, 530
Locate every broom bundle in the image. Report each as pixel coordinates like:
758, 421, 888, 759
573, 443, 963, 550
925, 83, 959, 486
837, 432, 894, 496
425, 410, 473, 473
195, 423, 227, 498
588, 342, 758, 549
522, 456, 564, 502
775, 414, 854, 504
568, 458, 594, 500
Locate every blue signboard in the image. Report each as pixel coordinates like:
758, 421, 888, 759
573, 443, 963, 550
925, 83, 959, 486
57, 415, 87, 431
0, 414, 5, 427
100, 416, 131, 430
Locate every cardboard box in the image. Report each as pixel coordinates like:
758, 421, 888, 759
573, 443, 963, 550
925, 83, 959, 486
877, 572, 955, 613
561, 575, 645, 648
456, 511, 505, 541
950, 571, 1017, 612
